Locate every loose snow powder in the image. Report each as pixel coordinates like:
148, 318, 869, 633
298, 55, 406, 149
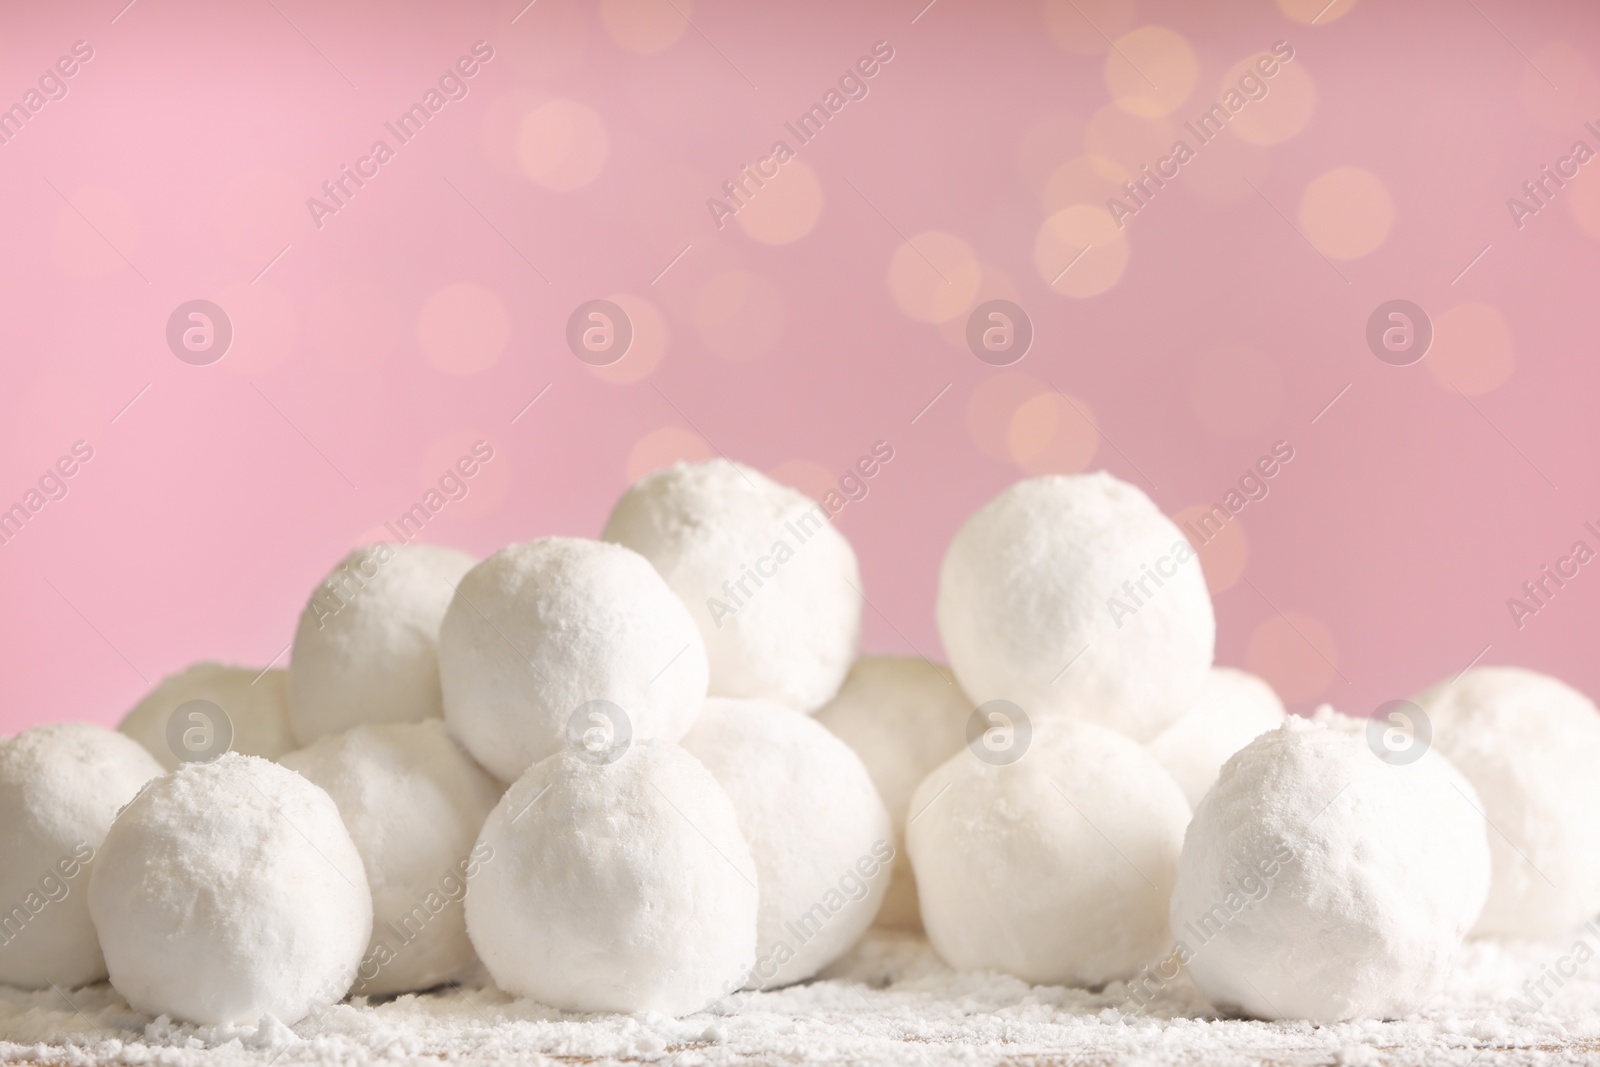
3, 928, 1599, 1066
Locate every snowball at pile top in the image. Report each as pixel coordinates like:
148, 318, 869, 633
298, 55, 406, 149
937, 472, 1215, 742
288, 543, 477, 745
604, 460, 863, 713
438, 536, 709, 782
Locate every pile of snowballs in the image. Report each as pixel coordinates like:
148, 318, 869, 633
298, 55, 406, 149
4, 462, 1600, 1027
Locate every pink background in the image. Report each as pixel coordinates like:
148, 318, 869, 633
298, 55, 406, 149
3, 0, 1599, 734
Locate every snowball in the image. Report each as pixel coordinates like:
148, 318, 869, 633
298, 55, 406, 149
936, 472, 1214, 741
906, 719, 1189, 986
280, 720, 502, 996
1171, 719, 1490, 1021
1413, 666, 1600, 937
288, 542, 477, 745
0, 724, 163, 989
439, 537, 708, 782
814, 656, 970, 930
1147, 667, 1286, 808
87, 755, 371, 1026
466, 741, 757, 1015
682, 697, 893, 987
119, 662, 296, 770
602, 460, 861, 713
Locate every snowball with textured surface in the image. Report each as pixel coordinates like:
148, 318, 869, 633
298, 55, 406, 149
602, 460, 861, 713
1147, 667, 1286, 808
1413, 666, 1600, 937
683, 697, 892, 988
88, 755, 371, 1026
439, 537, 708, 782
279, 720, 502, 996
466, 741, 756, 1015
907, 719, 1188, 987
815, 656, 969, 930
937, 472, 1214, 741
0, 724, 163, 990
289, 543, 477, 745
119, 662, 296, 770
1171, 718, 1490, 1021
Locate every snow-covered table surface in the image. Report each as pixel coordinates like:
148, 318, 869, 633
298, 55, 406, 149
3, 931, 1598, 1067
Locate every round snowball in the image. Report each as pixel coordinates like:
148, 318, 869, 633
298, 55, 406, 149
1147, 667, 1286, 808
0, 724, 163, 989
937, 473, 1214, 741
907, 719, 1189, 987
1414, 666, 1600, 937
1171, 719, 1490, 1021
120, 662, 296, 770
280, 720, 502, 995
88, 755, 371, 1026
439, 537, 708, 782
815, 656, 969, 930
289, 542, 477, 745
466, 741, 756, 1015
683, 697, 893, 988
602, 460, 861, 713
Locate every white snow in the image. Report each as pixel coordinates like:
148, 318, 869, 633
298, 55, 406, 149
4, 928, 1597, 1066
